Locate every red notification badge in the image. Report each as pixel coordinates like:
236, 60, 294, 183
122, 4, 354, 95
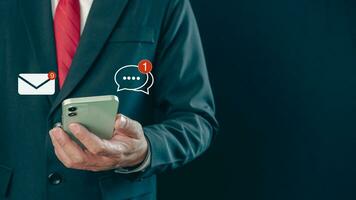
138, 59, 153, 74
48, 71, 57, 80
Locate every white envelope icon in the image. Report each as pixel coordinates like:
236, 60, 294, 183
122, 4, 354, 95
18, 73, 55, 95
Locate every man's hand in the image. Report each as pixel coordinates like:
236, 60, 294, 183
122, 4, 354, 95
49, 114, 148, 172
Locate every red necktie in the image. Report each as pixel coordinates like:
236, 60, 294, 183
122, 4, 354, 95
54, 0, 81, 88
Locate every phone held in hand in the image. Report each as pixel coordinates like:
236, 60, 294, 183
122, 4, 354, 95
61, 95, 119, 141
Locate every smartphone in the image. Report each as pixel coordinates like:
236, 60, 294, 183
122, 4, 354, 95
62, 95, 119, 141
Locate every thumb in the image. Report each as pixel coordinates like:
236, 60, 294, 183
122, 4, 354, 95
114, 114, 143, 139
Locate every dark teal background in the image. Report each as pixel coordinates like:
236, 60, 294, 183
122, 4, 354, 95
158, 1, 356, 200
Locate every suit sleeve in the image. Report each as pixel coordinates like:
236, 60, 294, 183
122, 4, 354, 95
140, 0, 219, 177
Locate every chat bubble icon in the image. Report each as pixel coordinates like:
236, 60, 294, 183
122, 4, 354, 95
137, 71, 154, 94
114, 65, 154, 95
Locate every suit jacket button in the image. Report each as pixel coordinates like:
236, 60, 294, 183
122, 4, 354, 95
48, 172, 62, 185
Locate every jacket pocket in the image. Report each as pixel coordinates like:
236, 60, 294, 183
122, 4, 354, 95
0, 164, 13, 197
108, 27, 156, 43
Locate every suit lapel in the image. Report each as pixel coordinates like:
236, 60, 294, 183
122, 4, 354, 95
49, 0, 129, 116
19, 0, 58, 104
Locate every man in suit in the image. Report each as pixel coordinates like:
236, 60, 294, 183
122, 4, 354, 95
0, 0, 218, 199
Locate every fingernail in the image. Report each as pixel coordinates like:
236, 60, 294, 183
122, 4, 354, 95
50, 128, 59, 137
120, 115, 127, 128
52, 129, 63, 142
69, 123, 80, 134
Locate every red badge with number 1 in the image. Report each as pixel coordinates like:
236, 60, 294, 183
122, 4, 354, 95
138, 60, 153, 74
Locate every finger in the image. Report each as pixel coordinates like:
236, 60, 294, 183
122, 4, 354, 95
50, 128, 87, 167
51, 130, 117, 171
69, 123, 108, 156
84, 152, 121, 171
50, 131, 73, 167
114, 114, 143, 139
114, 114, 127, 130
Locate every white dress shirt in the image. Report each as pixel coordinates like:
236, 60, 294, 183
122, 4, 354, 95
51, 0, 94, 34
